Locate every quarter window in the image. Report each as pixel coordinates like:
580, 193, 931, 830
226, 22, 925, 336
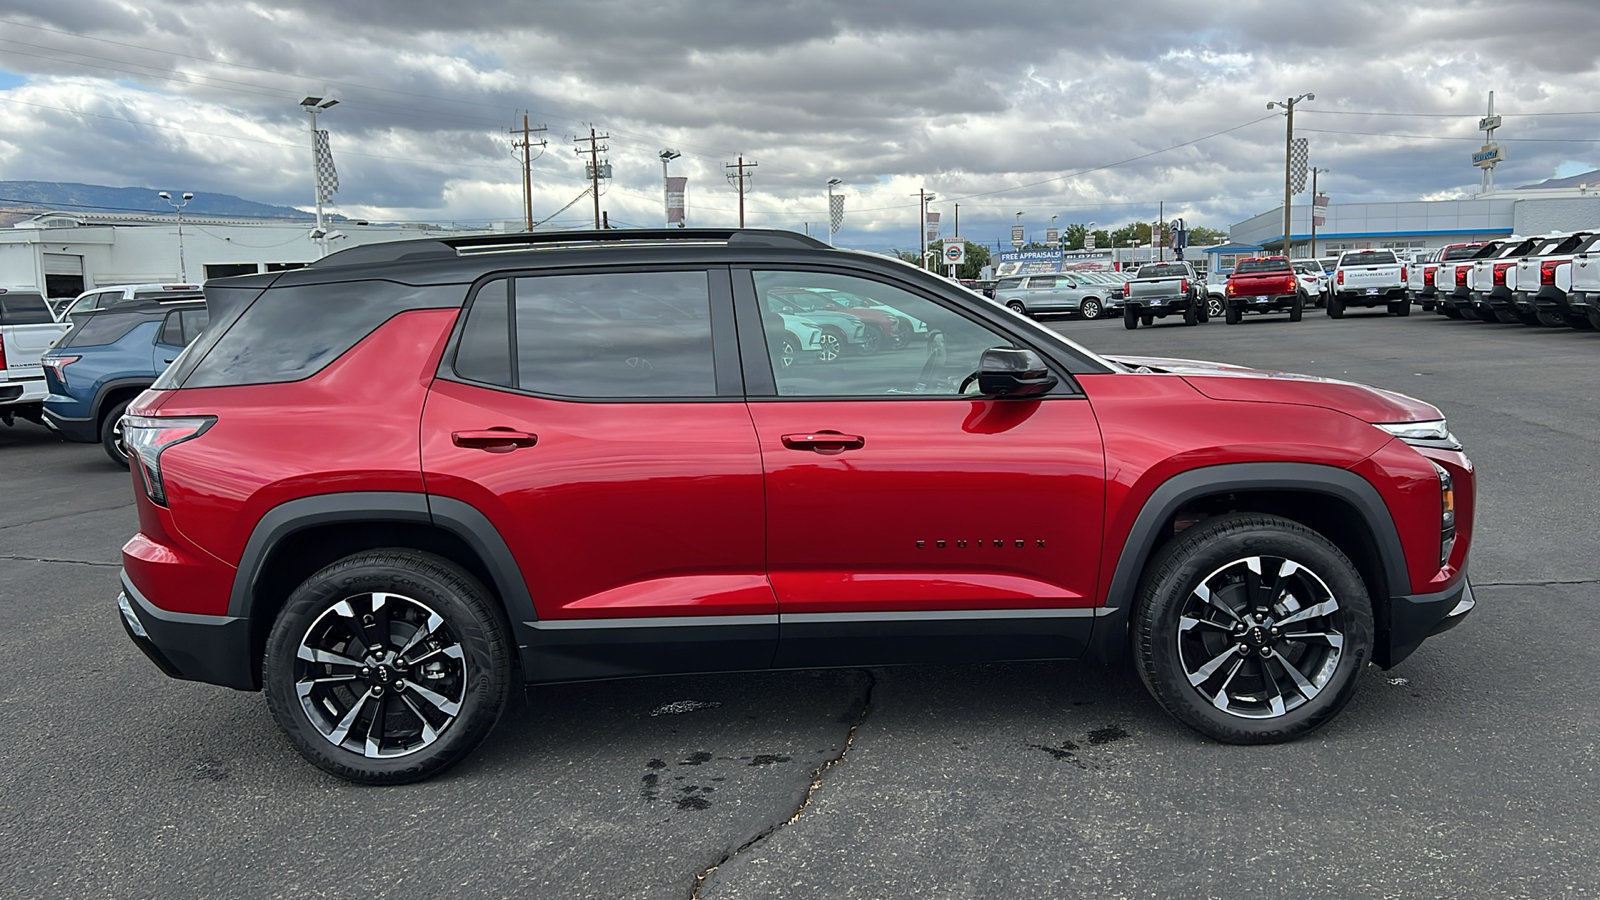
752, 271, 1020, 397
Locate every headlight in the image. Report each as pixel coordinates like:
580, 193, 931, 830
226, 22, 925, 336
1432, 461, 1456, 566
1375, 419, 1459, 448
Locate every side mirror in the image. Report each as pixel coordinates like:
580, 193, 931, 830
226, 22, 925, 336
977, 347, 1057, 398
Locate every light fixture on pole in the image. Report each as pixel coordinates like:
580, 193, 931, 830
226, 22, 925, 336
1085, 220, 1097, 253
1267, 91, 1313, 258
157, 191, 193, 281
300, 95, 339, 256
827, 178, 843, 247
1012, 211, 1025, 250
659, 149, 681, 228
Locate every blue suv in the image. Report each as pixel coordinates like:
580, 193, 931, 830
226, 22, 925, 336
41, 299, 208, 465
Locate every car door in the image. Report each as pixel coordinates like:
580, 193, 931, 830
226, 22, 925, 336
733, 268, 1107, 668
421, 267, 776, 680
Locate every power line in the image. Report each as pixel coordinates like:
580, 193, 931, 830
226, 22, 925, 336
1301, 107, 1600, 119
1299, 127, 1600, 144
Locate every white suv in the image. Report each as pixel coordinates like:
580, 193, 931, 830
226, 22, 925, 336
61, 283, 204, 323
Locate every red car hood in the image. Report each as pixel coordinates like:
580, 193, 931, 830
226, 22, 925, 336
1104, 355, 1443, 424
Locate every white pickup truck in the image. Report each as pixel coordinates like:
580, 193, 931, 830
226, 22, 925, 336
1330, 249, 1408, 318
1, 287, 72, 427
1566, 235, 1600, 330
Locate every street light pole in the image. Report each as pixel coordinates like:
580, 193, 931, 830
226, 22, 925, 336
1268, 91, 1314, 258
1310, 166, 1327, 257
827, 178, 841, 246
659, 149, 681, 227
157, 191, 193, 282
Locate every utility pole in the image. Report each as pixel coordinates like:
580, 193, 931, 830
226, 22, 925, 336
953, 202, 959, 242
911, 190, 936, 269
725, 156, 757, 227
510, 113, 547, 232
574, 126, 610, 229
1269, 92, 1314, 258
1158, 201, 1164, 262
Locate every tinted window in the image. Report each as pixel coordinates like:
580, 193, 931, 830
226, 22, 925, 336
58, 311, 156, 348
1235, 258, 1291, 274
180, 308, 210, 342
753, 271, 1021, 397
493, 271, 715, 399
996, 278, 1024, 290
1137, 264, 1189, 278
159, 312, 185, 346
132, 290, 204, 302
454, 279, 512, 387
0, 291, 54, 324
1443, 245, 1485, 261
1339, 251, 1397, 266
183, 280, 464, 388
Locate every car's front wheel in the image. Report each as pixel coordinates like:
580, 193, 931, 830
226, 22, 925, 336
1206, 295, 1225, 318
1133, 514, 1373, 744
263, 549, 512, 784
1080, 298, 1102, 320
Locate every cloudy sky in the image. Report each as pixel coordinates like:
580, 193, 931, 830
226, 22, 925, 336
2, 0, 1598, 251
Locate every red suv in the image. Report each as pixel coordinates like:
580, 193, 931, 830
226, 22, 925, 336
117, 229, 1476, 783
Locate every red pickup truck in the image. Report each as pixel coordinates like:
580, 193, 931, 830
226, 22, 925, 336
1223, 256, 1304, 324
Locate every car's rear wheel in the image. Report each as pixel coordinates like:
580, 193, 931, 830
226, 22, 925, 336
1007, 300, 1028, 317
778, 332, 800, 368
1534, 307, 1566, 327
1080, 298, 1102, 320
1133, 514, 1373, 744
1207, 296, 1225, 318
1183, 303, 1198, 326
859, 324, 883, 355
1123, 306, 1139, 330
816, 329, 845, 362
1565, 313, 1594, 330
1327, 296, 1345, 319
263, 549, 512, 784
1224, 304, 1241, 325
100, 399, 131, 468
1141, 312, 1154, 326
1442, 305, 1463, 319
1288, 295, 1303, 322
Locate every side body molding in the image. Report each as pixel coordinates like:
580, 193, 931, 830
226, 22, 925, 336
1086, 462, 1408, 663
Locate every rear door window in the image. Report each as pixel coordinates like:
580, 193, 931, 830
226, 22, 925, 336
1339, 251, 1397, 266
0, 291, 54, 325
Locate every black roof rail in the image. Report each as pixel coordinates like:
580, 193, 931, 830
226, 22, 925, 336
309, 228, 830, 268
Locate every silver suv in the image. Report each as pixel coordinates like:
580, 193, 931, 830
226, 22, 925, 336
992, 273, 1113, 320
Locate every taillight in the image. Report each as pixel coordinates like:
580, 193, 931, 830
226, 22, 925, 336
1336, 270, 1344, 285
0, 333, 7, 372
1424, 266, 1436, 286
1541, 260, 1560, 286
1226, 281, 1236, 296
1493, 263, 1512, 286
43, 355, 80, 387
1455, 267, 1468, 287
1401, 266, 1408, 281
1180, 279, 1189, 294
1284, 276, 1297, 293
122, 415, 215, 506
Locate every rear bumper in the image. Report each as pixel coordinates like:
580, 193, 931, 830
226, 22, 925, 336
0, 378, 47, 406
117, 572, 256, 691
1336, 287, 1406, 304
1531, 285, 1574, 312
41, 408, 98, 442
1228, 293, 1297, 311
1376, 577, 1475, 669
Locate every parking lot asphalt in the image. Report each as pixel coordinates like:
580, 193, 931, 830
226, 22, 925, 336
2, 311, 1597, 899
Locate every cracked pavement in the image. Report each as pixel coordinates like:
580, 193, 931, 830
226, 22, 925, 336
2, 313, 1598, 899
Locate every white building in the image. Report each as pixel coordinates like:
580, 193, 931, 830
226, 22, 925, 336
0, 211, 490, 299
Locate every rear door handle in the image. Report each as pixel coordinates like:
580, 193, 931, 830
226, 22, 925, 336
781, 431, 865, 454
452, 429, 538, 452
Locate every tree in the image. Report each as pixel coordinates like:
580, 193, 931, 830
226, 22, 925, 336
1187, 225, 1228, 246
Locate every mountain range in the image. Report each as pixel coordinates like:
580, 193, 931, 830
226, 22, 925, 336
0, 181, 317, 220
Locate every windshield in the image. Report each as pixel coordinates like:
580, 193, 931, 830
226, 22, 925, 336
1235, 258, 1291, 274
1338, 251, 1396, 266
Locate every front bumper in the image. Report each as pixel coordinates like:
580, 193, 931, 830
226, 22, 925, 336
1376, 576, 1475, 669
118, 572, 256, 690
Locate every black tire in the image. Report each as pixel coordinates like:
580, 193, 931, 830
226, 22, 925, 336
1443, 305, 1463, 319
1196, 300, 1210, 323
1393, 300, 1411, 317
1224, 304, 1241, 325
1206, 295, 1225, 318
1141, 312, 1154, 327
1183, 303, 1198, 326
1533, 307, 1565, 328
1132, 514, 1374, 744
1421, 301, 1435, 312
1475, 305, 1498, 323
1288, 295, 1303, 322
1327, 296, 1344, 319
1080, 298, 1103, 320
1007, 300, 1028, 317
1565, 313, 1594, 330
1123, 306, 1139, 330
100, 399, 131, 468
777, 332, 800, 368
1590, 310, 1600, 330
263, 549, 513, 785
859, 324, 883, 355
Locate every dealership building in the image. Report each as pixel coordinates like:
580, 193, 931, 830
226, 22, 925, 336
0, 210, 487, 300
1208, 173, 1600, 276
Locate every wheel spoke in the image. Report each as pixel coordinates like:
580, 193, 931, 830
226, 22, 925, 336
1179, 614, 1231, 633
406, 643, 464, 666
1259, 653, 1287, 716
1188, 644, 1244, 686
1277, 598, 1340, 627
404, 680, 462, 718
296, 646, 365, 669
364, 593, 394, 653
398, 611, 445, 658
1281, 631, 1344, 649
1192, 581, 1244, 624
1209, 657, 1246, 710
1271, 649, 1323, 701
401, 694, 441, 744
326, 688, 374, 745
364, 694, 388, 758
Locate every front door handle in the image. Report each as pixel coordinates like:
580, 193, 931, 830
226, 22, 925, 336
452, 428, 538, 453
781, 431, 865, 454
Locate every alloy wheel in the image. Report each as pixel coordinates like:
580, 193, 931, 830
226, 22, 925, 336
816, 331, 844, 362
294, 592, 467, 759
1176, 555, 1346, 720
1081, 299, 1102, 320
1207, 296, 1225, 318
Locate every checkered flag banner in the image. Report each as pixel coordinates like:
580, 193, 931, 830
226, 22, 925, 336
829, 194, 845, 233
1291, 137, 1309, 194
314, 129, 340, 204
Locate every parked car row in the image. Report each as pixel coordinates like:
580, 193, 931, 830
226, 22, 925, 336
1421, 231, 1600, 330
990, 271, 1133, 321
